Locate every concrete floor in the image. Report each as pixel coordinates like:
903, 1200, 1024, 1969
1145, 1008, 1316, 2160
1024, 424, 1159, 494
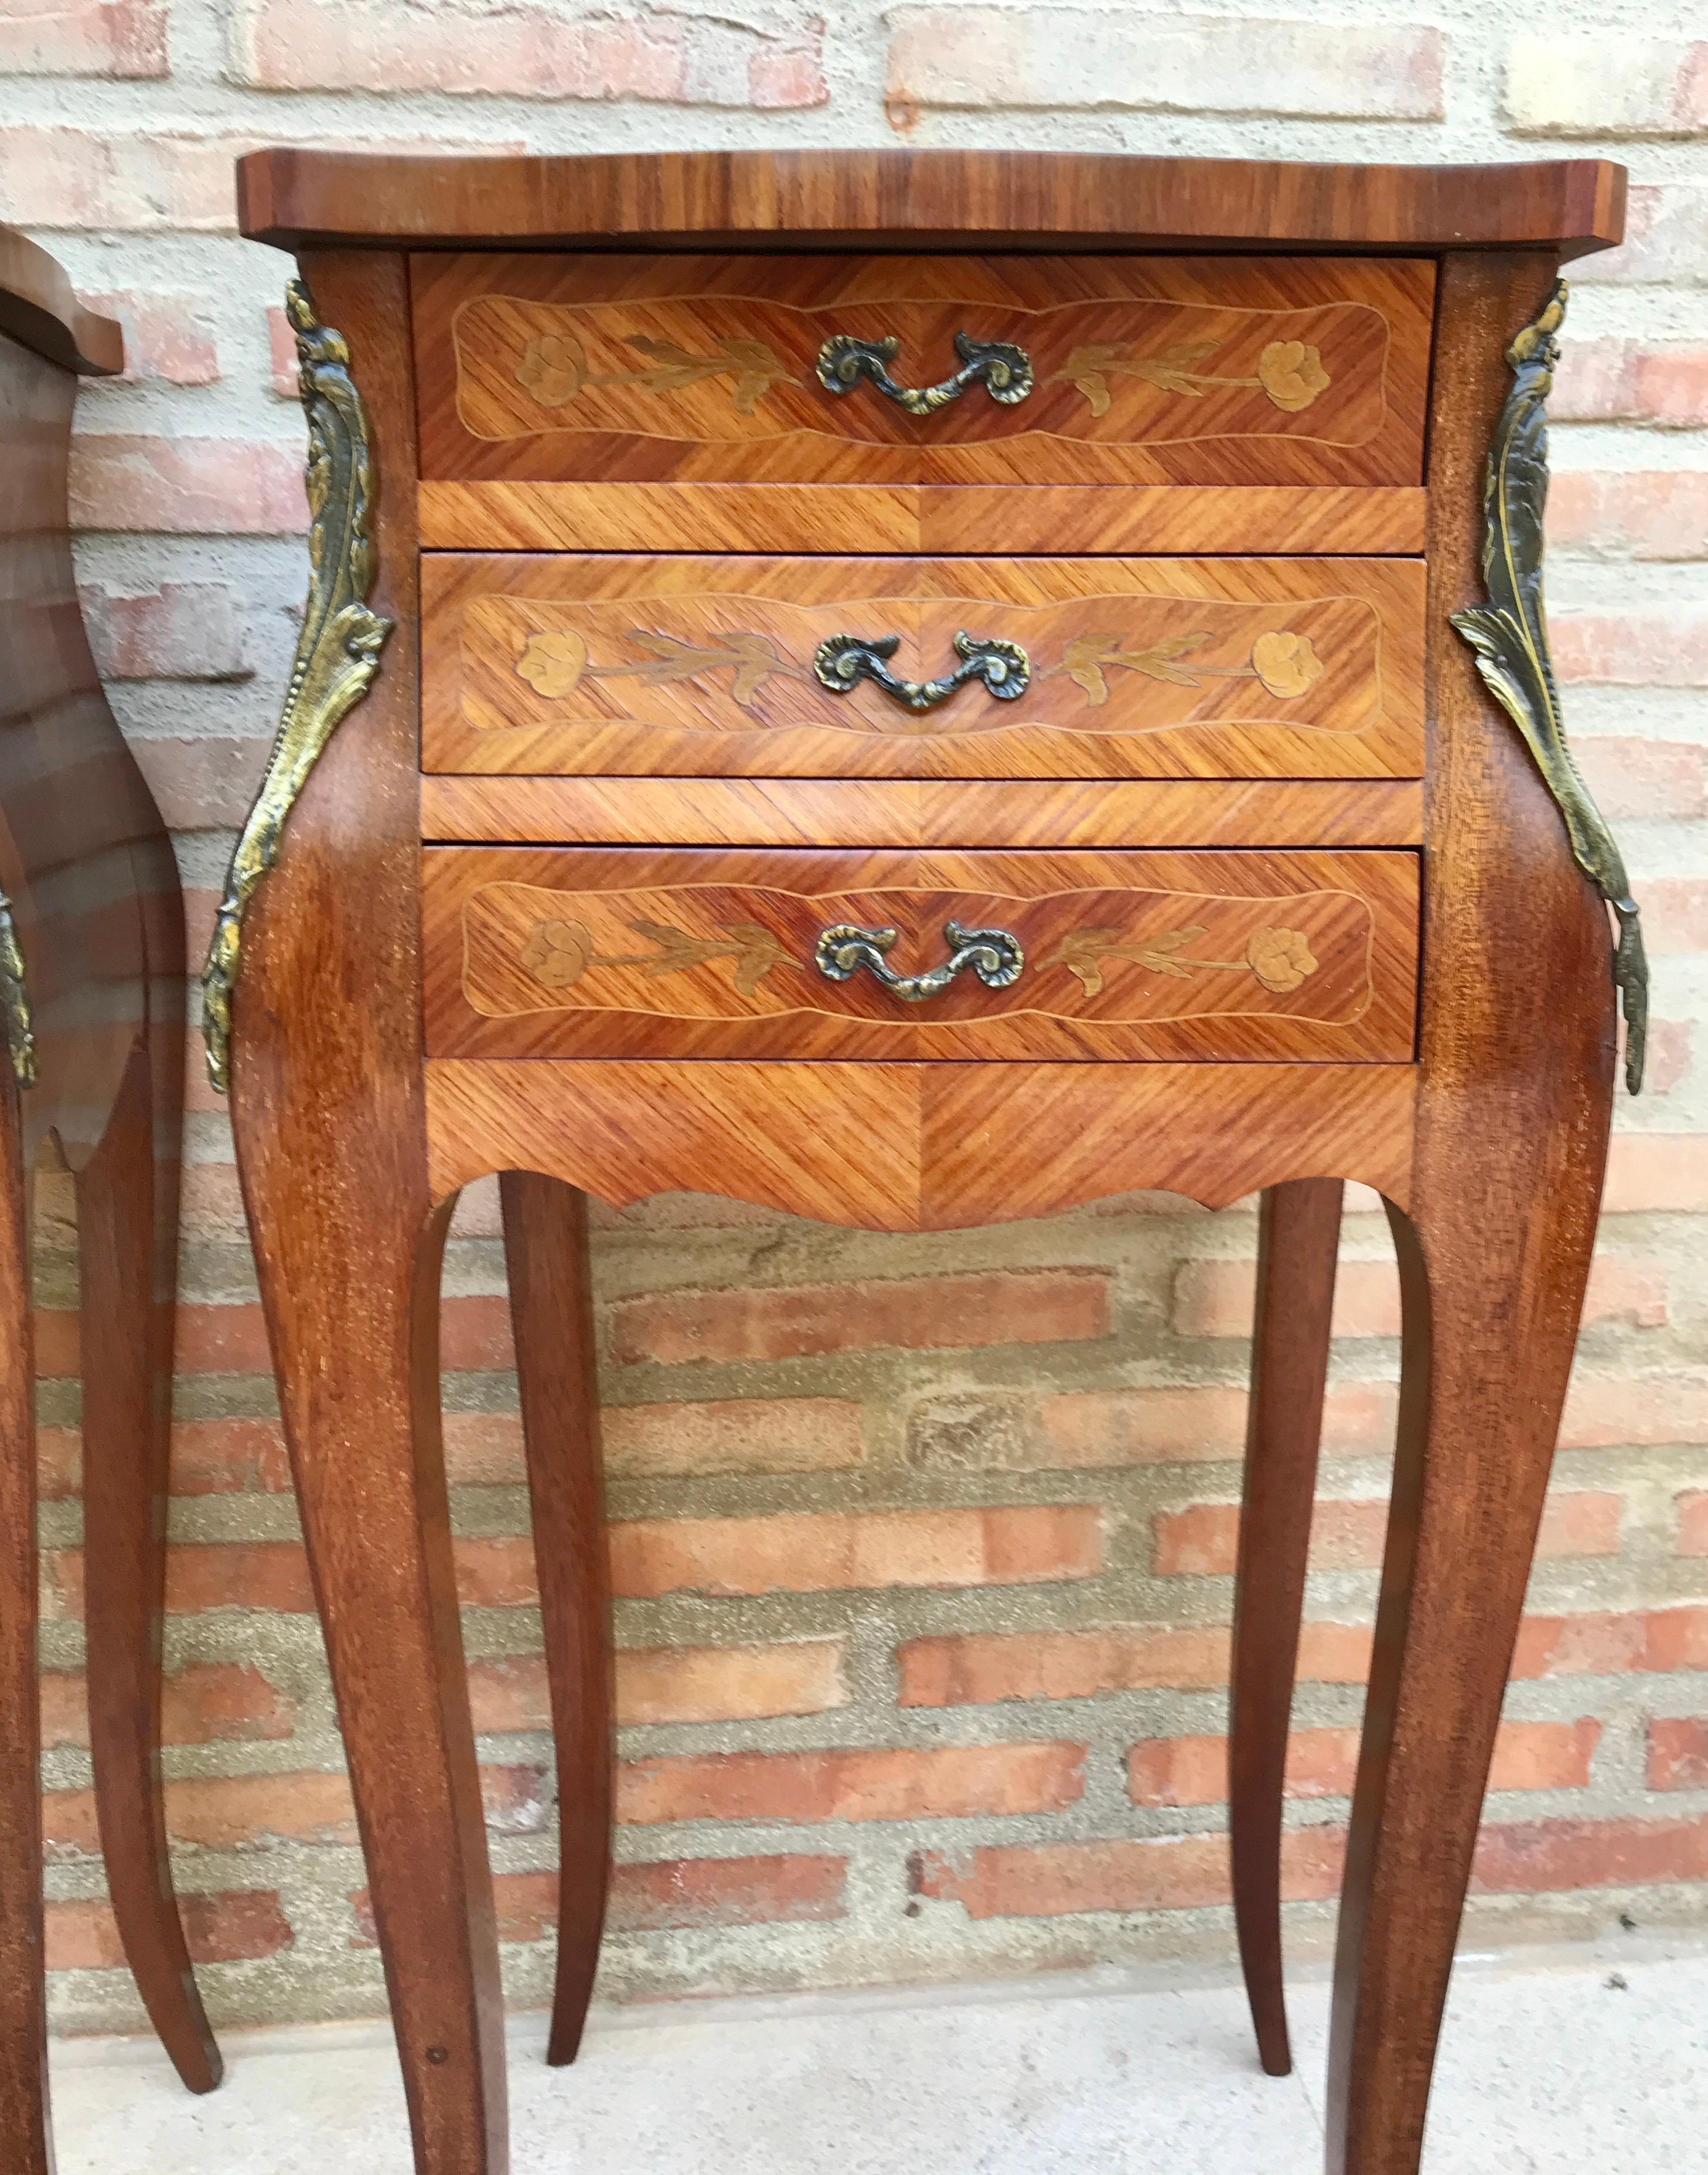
49, 1946, 1708, 2174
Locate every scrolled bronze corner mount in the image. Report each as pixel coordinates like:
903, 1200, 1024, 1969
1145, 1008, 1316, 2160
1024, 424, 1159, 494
199, 277, 394, 1092
0, 891, 35, 1089
1450, 279, 1648, 1093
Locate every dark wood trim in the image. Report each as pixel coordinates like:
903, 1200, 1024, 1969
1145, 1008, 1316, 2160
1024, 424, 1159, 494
0, 228, 121, 376
237, 149, 1625, 260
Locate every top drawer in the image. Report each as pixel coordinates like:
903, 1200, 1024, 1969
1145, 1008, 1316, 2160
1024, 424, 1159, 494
412, 254, 1434, 490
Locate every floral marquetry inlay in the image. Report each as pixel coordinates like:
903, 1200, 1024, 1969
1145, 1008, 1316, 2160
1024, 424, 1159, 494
456, 880, 1375, 1032
1049, 338, 1331, 416
506, 619, 1331, 732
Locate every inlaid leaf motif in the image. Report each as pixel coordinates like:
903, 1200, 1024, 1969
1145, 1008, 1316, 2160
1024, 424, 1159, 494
520, 915, 789, 996
1039, 922, 1321, 999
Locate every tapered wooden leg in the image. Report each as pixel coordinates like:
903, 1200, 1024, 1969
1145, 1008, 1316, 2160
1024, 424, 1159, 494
77, 1026, 221, 2095
499, 1172, 612, 2067
237, 1132, 507, 2174
0, 1087, 49, 2175
1229, 1177, 1342, 2078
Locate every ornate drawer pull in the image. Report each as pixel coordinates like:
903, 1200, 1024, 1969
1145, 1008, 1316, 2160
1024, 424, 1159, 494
814, 920, 1024, 1003
816, 331, 1034, 415
814, 629, 1029, 712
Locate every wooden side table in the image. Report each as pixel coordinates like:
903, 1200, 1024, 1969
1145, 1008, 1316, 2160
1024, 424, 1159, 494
216, 150, 1639, 2175
0, 229, 223, 2174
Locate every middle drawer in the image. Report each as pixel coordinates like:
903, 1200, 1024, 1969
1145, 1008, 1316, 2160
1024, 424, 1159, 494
423, 845, 1420, 1063
421, 555, 1424, 782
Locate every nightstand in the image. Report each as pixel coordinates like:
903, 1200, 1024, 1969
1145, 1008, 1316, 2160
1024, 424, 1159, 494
214, 149, 1637, 2175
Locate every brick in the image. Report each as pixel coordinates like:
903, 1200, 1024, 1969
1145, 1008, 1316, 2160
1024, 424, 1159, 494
1472, 1814, 1708, 1893
70, 435, 307, 534
901, 1623, 1232, 1706
468, 1639, 849, 1731
911, 1827, 1345, 1921
49, 1764, 540, 1853
1549, 472, 1708, 560
1027, 1381, 1395, 1471
602, 1397, 864, 1476
1570, 739, 1708, 822
231, 0, 827, 104
40, 1663, 294, 1749
1504, 35, 1708, 137
883, 9, 1441, 124
898, 1619, 1385, 1707
1644, 880, 1708, 954
46, 1890, 291, 1970
618, 1741, 1084, 1826
1554, 611, 1708, 686
169, 1417, 292, 1495
1647, 1718, 1708, 1791
1514, 1606, 1708, 1677
610, 1269, 1110, 1364
267, 301, 298, 396
81, 583, 248, 681
1560, 1369, 1708, 1448
0, 128, 244, 230
1630, 348, 1708, 426
81, 291, 219, 384
1577, 185, 1708, 285
165, 1544, 313, 1617
616, 1640, 848, 1725
355, 1854, 847, 1947
0, 0, 166, 77
611, 1505, 1102, 1598
1637, 1020, 1693, 1095
1153, 1490, 1620, 1576
1172, 1251, 1663, 1339
1127, 1720, 1598, 1807
1601, 1138, 1708, 1214
1675, 1491, 1708, 1555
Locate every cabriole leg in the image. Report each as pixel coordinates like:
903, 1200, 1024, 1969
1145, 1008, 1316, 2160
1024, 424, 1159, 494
499, 1170, 612, 2067
1230, 1176, 1342, 2076
0, 1085, 48, 2175
78, 1027, 221, 2094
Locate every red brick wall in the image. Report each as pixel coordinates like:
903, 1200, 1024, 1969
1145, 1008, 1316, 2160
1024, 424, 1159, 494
11, 2, 1707, 2034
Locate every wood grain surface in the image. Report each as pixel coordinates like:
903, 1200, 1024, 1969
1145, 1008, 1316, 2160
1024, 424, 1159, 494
1322, 253, 1620, 2175
237, 147, 1625, 260
417, 481, 1428, 557
422, 845, 1419, 1063
1230, 1176, 1342, 2079
420, 777, 1425, 850
228, 252, 509, 2175
414, 253, 1431, 489
0, 225, 121, 376
0, 312, 220, 2149
425, 1058, 1416, 1226
422, 554, 1424, 782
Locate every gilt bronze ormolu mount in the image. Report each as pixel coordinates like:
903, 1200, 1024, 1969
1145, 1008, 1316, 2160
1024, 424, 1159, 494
1451, 280, 1647, 1092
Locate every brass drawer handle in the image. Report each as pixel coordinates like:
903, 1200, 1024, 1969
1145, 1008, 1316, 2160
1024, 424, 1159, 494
816, 331, 1034, 415
814, 920, 1025, 1004
814, 630, 1029, 712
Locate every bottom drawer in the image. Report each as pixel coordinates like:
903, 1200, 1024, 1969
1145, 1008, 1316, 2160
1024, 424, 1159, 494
422, 846, 1419, 1063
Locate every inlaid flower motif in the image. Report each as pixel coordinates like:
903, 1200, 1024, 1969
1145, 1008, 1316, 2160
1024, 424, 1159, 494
516, 629, 589, 697
1249, 630, 1325, 699
1256, 341, 1331, 412
516, 335, 587, 408
1246, 927, 1317, 992
521, 918, 594, 988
